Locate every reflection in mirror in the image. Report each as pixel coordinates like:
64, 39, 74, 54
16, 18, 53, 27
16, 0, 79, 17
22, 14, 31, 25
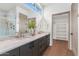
28, 18, 36, 35
0, 9, 16, 38
19, 13, 28, 34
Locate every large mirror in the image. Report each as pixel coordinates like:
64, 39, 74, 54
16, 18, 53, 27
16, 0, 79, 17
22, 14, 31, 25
0, 3, 37, 38
19, 13, 36, 36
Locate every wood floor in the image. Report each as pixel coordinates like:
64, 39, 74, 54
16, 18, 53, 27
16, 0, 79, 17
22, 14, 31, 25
43, 40, 74, 56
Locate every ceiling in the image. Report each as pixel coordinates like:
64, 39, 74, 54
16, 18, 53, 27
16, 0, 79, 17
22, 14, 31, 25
0, 3, 71, 12
40, 3, 71, 7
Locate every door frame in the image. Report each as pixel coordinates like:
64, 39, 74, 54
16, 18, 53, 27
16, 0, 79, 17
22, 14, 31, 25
52, 11, 71, 49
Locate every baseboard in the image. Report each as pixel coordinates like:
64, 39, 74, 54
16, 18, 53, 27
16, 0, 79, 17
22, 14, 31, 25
53, 39, 68, 42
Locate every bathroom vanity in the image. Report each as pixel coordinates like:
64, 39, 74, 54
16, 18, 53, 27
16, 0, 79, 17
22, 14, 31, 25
0, 33, 50, 56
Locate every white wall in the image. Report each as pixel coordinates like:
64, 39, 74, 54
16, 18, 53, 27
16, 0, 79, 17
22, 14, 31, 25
78, 4, 79, 56
71, 3, 78, 55
0, 10, 7, 17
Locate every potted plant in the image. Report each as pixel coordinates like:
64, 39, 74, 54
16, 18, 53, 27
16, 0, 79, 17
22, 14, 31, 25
28, 19, 36, 36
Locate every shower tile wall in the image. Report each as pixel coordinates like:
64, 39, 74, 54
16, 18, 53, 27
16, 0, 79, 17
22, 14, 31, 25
7, 10, 16, 36
0, 11, 8, 37
0, 10, 16, 38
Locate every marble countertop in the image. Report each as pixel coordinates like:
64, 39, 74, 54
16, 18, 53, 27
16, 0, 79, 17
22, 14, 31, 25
0, 33, 49, 54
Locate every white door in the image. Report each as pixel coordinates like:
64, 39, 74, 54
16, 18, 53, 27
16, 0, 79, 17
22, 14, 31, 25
53, 13, 69, 41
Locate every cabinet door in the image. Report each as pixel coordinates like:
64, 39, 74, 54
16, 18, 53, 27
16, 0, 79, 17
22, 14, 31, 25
46, 35, 50, 47
20, 43, 33, 56
32, 46, 39, 56
41, 36, 46, 52
38, 37, 43, 55
32, 40, 39, 56
8, 48, 19, 56
0, 48, 19, 56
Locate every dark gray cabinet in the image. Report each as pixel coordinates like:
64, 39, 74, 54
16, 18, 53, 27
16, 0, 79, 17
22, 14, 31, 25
38, 35, 50, 55
0, 34, 50, 56
8, 48, 19, 56
20, 43, 33, 56
32, 40, 39, 56
0, 48, 19, 56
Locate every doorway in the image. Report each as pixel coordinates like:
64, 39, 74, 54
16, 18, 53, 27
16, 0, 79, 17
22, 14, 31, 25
52, 11, 70, 48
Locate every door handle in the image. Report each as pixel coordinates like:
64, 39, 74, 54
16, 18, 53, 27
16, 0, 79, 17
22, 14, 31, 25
70, 33, 73, 35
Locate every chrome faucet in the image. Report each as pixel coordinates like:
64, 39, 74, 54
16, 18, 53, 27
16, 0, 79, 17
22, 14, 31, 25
16, 32, 24, 38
